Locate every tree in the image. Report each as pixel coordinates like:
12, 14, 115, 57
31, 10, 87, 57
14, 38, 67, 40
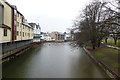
72, 0, 117, 49
104, 0, 120, 45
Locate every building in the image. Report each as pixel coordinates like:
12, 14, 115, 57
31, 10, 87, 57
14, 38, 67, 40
41, 32, 54, 41
0, 0, 33, 62
0, 0, 13, 62
0, 0, 12, 43
29, 23, 41, 42
10, 4, 33, 42
49, 32, 64, 41
64, 33, 72, 41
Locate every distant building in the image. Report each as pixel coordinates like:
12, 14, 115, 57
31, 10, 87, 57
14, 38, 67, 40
49, 32, 64, 41
41, 32, 54, 41
64, 33, 71, 41
29, 23, 41, 42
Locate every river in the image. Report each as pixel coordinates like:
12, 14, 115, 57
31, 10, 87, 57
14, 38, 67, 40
3, 42, 109, 78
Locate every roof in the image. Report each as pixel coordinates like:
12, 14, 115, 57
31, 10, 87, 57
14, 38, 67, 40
51, 31, 64, 35
3, 0, 24, 16
11, 5, 23, 16
29, 23, 41, 29
29, 23, 36, 27
23, 21, 33, 29
3, 0, 12, 7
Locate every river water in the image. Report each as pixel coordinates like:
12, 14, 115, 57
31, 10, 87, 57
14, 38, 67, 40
3, 42, 109, 78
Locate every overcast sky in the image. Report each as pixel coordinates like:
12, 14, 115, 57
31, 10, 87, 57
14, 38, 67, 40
7, 0, 91, 32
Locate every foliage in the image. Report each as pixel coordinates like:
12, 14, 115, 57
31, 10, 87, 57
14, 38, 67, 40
72, 0, 120, 49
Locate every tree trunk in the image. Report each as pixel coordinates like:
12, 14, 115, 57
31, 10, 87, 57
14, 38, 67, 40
92, 42, 96, 50
114, 39, 117, 45
105, 38, 108, 43
92, 45, 95, 50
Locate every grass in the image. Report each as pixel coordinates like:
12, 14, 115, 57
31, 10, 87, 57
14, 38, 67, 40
97, 47, 119, 54
85, 40, 120, 75
113, 63, 120, 68
102, 38, 120, 47
94, 47, 120, 74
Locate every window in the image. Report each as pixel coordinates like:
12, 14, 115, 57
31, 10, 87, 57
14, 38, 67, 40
0, 5, 3, 26
4, 29, 7, 36
17, 13, 19, 17
20, 23, 22, 27
22, 17, 24, 23
20, 32, 21, 36
23, 32, 24, 37
17, 31, 19, 36
17, 22, 19, 27
0, 5, 2, 25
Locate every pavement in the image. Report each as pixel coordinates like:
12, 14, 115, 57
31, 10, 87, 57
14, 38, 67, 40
106, 45, 120, 50
101, 42, 120, 50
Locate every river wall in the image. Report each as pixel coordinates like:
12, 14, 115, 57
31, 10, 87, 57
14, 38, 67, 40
1, 40, 33, 63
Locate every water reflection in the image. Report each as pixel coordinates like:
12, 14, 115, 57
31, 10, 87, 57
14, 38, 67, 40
3, 42, 109, 78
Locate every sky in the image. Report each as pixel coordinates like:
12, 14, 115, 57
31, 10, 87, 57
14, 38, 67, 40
7, 0, 91, 33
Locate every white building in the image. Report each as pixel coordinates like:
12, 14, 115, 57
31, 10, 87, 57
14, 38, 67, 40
41, 32, 55, 41
64, 33, 71, 41
29, 23, 41, 42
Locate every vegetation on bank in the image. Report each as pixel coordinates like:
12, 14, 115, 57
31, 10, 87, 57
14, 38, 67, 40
71, 0, 120, 50
102, 38, 120, 47
86, 45, 120, 75
95, 47, 119, 74
71, 0, 120, 76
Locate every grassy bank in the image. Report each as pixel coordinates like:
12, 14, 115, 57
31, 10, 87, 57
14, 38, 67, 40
86, 45, 120, 76
95, 47, 120, 72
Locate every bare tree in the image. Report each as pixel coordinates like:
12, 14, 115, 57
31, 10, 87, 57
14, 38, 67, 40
72, 0, 117, 49
104, 0, 120, 45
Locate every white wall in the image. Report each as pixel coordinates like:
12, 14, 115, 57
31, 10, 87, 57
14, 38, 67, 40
41, 33, 54, 41
33, 24, 41, 42
34, 27, 41, 35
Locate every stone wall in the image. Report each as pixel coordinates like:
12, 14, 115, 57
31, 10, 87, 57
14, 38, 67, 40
2, 40, 33, 60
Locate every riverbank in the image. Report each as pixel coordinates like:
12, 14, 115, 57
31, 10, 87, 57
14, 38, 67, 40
2, 41, 43, 63
2, 44, 32, 63
0, 40, 71, 63
83, 46, 120, 79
